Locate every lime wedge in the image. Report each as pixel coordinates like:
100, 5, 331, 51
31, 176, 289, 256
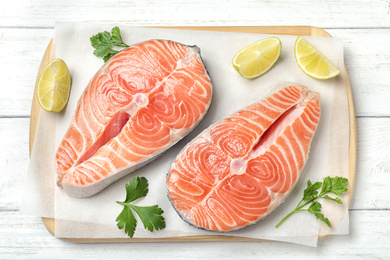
294, 36, 340, 80
37, 59, 71, 112
232, 37, 282, 79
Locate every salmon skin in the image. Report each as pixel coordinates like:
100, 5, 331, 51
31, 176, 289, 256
167, 85, 320, 232
56, 40, 213, 198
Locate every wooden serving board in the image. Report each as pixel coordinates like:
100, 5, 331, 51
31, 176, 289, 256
30, 26, 356, 243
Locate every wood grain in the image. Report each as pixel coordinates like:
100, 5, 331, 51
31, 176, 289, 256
2, 0, 390, 28
1, 116, 380, 211
3, 28, 390, 118
0, 0, 388, 257
0, 115, 368, 213
329, 29, 390, 117
29, 26, 356, 242
29, 39, 53, 154
1, 210, 389, 258
0, 28, 53, 117
155, 26, 331, 37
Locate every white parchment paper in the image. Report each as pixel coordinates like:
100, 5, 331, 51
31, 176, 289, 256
22, 22, 350, 247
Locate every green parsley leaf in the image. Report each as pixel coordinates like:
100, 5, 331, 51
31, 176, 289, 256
302, 180, 322, 201
111, 26, 123, 46
116, 177, 166, 238
116, 206, 137, 238
320, 176, 332, 194
307, 201, 321, 213
330, 176, 349, 195
275, 176, 348, 228
314, 212, 331, 227
103, 53, 116, 63
124, 176, 149, 203
322, 195, 343, 204
130, 205, 166, 232
90, 26, 129, 62
90, 31, 112, 57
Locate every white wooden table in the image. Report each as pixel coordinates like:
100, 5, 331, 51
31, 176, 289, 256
1, 1, 389, 258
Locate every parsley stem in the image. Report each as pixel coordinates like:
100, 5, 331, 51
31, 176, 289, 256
116, 201, 128, 206
275, 177, 348, 229
275, 209, 299, 228
298, 199, 316, 209
275, 196, 319, 228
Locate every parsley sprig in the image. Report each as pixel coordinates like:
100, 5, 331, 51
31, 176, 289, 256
90, 26, 129, 62
275, 176, 348, 228
116, 177, 166, 238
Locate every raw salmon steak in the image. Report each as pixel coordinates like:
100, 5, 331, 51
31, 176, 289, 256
56, 40, 212, 198
167, 85, 320, 231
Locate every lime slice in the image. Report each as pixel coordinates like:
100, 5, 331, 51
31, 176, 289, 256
37, 59, 71, 112
232, 37, 282, 79
294, 36, 340, 80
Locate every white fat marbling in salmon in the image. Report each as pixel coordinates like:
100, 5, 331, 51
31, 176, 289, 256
56, 40, 213, 198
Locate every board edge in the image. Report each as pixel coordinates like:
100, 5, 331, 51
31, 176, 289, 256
29, 25, 356, 243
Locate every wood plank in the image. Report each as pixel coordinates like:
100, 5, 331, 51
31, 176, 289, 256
2, 0, 390, 28
1, 210, 389, 258
327, 28, 390, 117
350, 118, 390, 209
29, 39, 53, 153
29, 26, 355, 242
1, 28, 389, 117
0, 118, 30, 211
3, 26, 387, 241
2, 116, 384, 211
0, 28, 53, 117
0, 1, 387, 257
